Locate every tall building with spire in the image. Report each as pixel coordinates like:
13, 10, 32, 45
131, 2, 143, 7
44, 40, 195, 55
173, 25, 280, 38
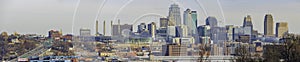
264, 14, 274, 36
243, 15, 253, 28
243, 15, 253, 35
168, 4, 181, 26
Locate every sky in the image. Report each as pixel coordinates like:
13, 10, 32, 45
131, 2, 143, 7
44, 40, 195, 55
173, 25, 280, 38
0, 0, 300, 35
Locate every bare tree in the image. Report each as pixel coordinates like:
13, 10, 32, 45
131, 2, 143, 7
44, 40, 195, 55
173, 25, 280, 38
235, 44, 252, 62
198, 44, 211, 62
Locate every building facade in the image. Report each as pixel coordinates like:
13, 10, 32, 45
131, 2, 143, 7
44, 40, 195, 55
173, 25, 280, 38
276, 22, 288, 38
206, 16, 218, 27
264, 14, 274, 36
168, 4, 181, 26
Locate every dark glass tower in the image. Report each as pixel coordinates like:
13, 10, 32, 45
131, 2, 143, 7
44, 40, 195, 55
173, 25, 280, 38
206, 16, 218, 27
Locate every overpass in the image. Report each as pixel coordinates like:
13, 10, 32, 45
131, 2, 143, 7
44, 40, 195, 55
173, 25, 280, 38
136, 55, 235, 61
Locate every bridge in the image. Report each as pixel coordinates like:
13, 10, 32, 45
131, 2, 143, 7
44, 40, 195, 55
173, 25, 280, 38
136, 55, 235, 61
9, 40, 52, 62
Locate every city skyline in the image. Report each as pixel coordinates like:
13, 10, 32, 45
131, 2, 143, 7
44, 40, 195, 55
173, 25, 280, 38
1, 0, 300, 35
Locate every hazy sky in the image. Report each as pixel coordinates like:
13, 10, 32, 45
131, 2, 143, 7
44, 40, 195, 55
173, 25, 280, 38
0, 0, 300, 35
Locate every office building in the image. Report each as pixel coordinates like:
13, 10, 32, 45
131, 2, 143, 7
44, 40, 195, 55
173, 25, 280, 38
112, 24, 133, 36
175, 25, 188, 37
243, 15, 253, 28
160, 18, 169, 28
162, 44, 187, 56
264, 14, 274, 36
210, 27, 227, 44
157, 28, 168, 37
206, 16, 218, 27
79, 28, 91, 36
276, 22, 288, 38
183, 9, 197, 35
191, 11, 198, 27
167, 26, 176, 37
168, 4, 181, 26
226, 25, 234, 42
243, 15, 253, 35
198, 25, 211, 37
148, 22, 156, 38
198, 25, 211, 44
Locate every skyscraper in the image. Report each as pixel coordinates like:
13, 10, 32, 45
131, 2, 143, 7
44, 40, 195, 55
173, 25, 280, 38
183, 9, 197, 35
191, 11, 198, 27
242, 15, 253, 36
148, 22, 156, 38
243, 15, 253, 28
168, 4, 181, 26
276, 22, 288, 38
206, 16, 218, 27
264, 14, 274, 36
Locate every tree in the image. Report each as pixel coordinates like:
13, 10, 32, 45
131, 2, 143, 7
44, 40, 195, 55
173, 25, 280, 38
281, 34, 300, 62
263, 34, 300, 62
235, 44, 253, 62
1, 32, 9, 41
198, 44, 211, 62
263, 45, 282, 62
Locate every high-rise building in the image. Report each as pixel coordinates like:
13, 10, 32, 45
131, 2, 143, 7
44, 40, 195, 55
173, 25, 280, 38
157, 28, 168, 37
79, 28, 91, 36
183, 9, 192, 25
191, 11, 198, 27
198, 25, 211, 37
112, 24, 133, 36
175, 25, 188, 37
167, 26, 176, 37
160, 18, 169, 28
162, 44, 187, 56
276, 22, 288, 38
206, 16, 218, 27
226, 25, 234, 42
168, 4, 181, 26
198, 25, 211, 44
148, 22, 156, 38
243, 15, 253, 29
264, 14, 274, 36
210, 27, 227, 44
183, 9, 197, 35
